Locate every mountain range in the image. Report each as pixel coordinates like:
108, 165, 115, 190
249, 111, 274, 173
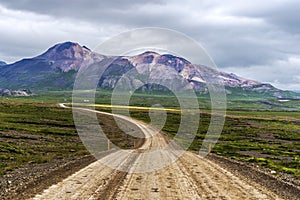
0, 42, 297, 98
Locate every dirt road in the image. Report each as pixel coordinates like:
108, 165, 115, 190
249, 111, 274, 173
31, 105, 283, 200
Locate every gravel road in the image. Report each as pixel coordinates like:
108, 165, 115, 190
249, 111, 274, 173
30, 105, 284, 200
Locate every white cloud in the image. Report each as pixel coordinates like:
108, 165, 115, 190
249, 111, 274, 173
223, 55, 300, 90
0, 1, 299, 90
0, 5, 124, 62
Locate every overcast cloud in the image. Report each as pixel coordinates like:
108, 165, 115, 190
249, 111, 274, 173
0, 0, 299, 90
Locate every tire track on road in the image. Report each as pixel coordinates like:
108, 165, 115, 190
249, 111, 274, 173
31, 104, 286, 200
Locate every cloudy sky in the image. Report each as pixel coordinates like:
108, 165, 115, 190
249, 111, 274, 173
0, 0, 299, 90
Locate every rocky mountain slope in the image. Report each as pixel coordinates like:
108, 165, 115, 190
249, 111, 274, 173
0, 42, 296, 98
0, 42, 105, 90
0, 89, 32, 96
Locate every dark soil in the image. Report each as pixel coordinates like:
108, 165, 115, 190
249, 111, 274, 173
208, 154, 300, 200
0, 155, 96, 200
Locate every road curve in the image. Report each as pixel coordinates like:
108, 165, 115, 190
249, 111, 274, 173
31, 104, 282, 200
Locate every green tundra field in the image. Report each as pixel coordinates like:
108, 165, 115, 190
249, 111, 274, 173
0, 90, 299, 179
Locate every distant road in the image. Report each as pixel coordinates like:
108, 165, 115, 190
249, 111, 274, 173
63, 103, 181, 112
31, 104, 282, 200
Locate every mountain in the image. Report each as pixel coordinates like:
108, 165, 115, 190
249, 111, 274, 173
0, 42, 104, 90
0, 89, 32, 97
90, 50, 295, 98
0, 42, 297, 98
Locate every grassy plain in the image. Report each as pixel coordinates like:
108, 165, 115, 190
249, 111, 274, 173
0, 90, 299, 179
0, 97, 142, 176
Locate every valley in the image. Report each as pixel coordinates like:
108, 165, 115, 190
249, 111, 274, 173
0, 93, 299, 199
0, 42, 299, 199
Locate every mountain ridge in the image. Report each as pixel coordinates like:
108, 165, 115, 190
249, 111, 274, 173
0, 42, 297, 98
